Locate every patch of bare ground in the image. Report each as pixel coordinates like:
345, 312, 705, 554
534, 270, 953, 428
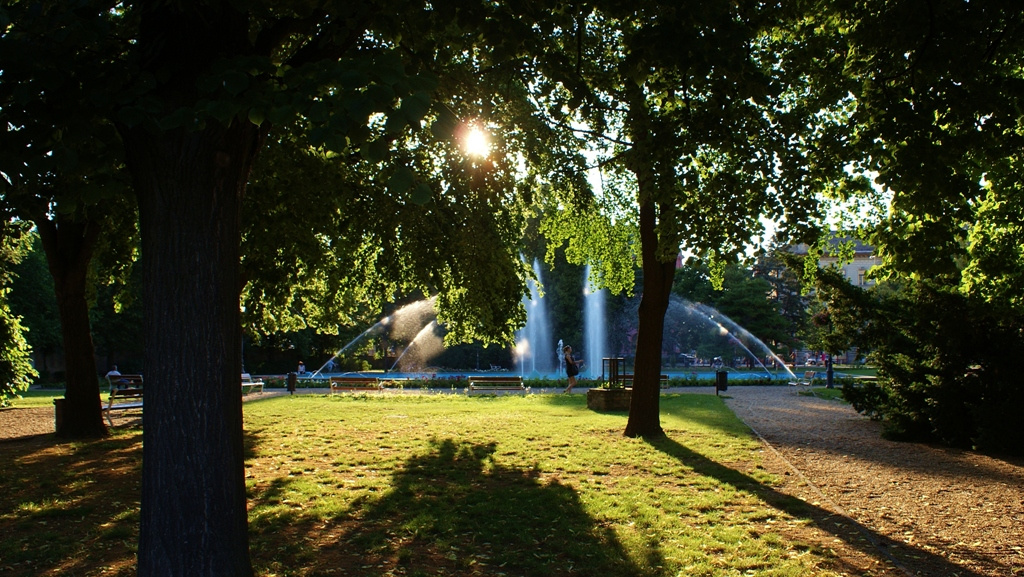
0, 407, 55, 441
0, 391, 280, 442
724, 386, 1024, 577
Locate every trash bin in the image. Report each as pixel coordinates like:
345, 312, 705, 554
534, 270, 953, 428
715, 370, 728, 394
287, 372, 297, 394
54, 398, 66, 436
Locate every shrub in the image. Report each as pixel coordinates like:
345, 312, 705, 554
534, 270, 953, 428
829, 279, 1024, 455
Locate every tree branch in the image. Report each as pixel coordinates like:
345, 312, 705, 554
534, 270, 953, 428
544, 117, 632, 147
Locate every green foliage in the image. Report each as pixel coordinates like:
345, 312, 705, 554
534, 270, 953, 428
0, 221, 37, 406
241, 1, 617, 348
673, 259, 799, 356
538, 1, 827, 276
787, 1, 1024, 455
792, 1, 1024, 292
752, 251, 807, 349
7, 235, 60, 369
540, 206, 638, 297
841, 381, 888, 422
671, 262, 715, 305
822, 274, 1024, 455
712, 265, 792, 349
962, 186, 1024, 315
0, 300, 36, 407
89, 266, 144, 372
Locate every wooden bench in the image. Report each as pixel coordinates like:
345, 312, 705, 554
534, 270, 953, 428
105, 374, 144, 426
241, 373, 264, 395
467, 375, 525, 392
329, 376, 382, 393
789, 371, 816, 391
617, 374, 669, 388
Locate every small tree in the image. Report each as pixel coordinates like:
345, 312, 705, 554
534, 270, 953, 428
8, 235, 61, 380
0, 220, 38, 406
538, 1, 833, 436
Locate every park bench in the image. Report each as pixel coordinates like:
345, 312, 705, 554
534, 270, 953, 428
847, 375, 877, 387
467, 375, 525, 393
241, 373, 264, 395
788, 371, 816, 392
105, 374, 144, 427
617, 374, 669, 388
329, 376, 383, 393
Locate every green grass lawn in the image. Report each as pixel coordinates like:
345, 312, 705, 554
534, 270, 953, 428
1, 393, 858, 576
7, 388, 64, 408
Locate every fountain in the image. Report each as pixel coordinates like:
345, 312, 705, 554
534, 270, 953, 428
687, 300, 796, 379
390, 320, 445, 371
607, 294, 796, 381
515, 259, 552, 377
583, 265, 607, 378
305, 265, 794, 384
312, 297, 437, 376
557, 338, 565, 376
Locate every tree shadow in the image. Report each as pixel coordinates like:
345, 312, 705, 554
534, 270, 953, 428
766, 395, 1024, 483
0, 432, 143, 577
645, 434, 989, 577
249, 438, 653, 577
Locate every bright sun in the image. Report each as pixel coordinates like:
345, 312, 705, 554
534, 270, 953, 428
463, 126, 491, 158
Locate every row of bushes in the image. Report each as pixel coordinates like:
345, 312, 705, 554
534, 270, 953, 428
266, 374, 790, 390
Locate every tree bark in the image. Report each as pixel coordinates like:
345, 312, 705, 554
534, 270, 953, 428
37, 215, 107, 438
623, 197, 675, 438
121, 119, 261, 576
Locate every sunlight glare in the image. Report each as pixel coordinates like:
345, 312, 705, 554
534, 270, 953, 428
464, 126, 491, 158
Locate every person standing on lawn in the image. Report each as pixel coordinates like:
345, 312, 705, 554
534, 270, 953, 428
563, 345, 580, 393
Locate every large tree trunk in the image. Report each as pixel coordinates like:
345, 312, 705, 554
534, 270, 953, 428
122, 120, 261, 576
119, 3, 262, 574
120, 2, 264, 573
37, 216, 107, 438
624, 196, 675, 438
623, 84, 675, 438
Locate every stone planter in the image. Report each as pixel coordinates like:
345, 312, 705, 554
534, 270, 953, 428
587, 388, 631, 411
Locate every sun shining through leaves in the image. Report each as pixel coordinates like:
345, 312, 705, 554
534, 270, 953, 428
463, 125, 491, 158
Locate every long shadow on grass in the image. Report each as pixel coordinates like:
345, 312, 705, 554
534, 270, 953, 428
646, 435, 987, 577
0, 433, 142, 577
251, 438, 652, 577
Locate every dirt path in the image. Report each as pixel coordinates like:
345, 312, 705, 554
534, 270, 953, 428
723, 386, 1024, 577
0, 406, 54, 440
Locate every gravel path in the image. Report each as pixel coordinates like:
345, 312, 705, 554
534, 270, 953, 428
723, 386, 1024, 577
3, 387, 1022, 576
0, 406, 54, 439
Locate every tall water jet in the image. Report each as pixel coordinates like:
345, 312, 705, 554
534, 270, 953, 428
515, 259, 552, 377
557, 338, 565, 376
583, 265, 607, 378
